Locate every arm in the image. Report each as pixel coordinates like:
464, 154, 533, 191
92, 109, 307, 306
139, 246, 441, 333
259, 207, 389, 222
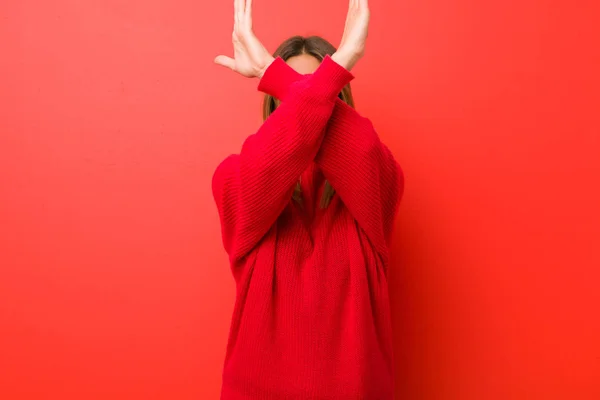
260, 59, 404, 258
318, 100, 404, 258
213, 56, 354, 262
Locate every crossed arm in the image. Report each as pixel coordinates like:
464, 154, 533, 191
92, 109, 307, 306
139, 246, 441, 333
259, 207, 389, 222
213, 57, 404, 263
212, 0, 403, 263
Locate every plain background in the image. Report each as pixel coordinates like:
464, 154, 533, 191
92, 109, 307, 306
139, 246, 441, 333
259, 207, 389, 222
1, 0, 599, 399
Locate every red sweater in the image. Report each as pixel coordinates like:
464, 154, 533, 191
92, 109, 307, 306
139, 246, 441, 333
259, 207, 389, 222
212, 55, 404, 399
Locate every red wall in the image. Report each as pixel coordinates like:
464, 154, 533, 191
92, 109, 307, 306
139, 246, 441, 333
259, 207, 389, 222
1, 1, 599, 399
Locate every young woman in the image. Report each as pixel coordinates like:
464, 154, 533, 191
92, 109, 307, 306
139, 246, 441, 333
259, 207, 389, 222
213, 0, 404, 398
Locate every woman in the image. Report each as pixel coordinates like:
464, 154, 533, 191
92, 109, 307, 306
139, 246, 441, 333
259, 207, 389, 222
212, 0, 404, 398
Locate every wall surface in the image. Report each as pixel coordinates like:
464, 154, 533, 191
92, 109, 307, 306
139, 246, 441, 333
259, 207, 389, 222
1, 0, 599, 399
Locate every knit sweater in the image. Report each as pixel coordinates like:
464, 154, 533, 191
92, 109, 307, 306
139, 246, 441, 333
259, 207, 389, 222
212, 55, 404, 399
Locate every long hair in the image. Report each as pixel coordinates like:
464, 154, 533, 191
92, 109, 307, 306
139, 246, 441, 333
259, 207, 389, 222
262, 36, 356, 209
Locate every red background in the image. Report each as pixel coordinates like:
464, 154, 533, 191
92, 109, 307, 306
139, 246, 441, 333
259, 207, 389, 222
1, 0, 599, 399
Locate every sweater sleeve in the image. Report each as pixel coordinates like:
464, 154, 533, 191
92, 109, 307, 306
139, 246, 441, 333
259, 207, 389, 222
258, 59, 404, 258
317, 103, 404, 258
212, 55, 354, 262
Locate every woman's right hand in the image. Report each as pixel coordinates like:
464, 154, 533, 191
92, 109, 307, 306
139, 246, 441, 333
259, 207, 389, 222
214, 0, 275, 79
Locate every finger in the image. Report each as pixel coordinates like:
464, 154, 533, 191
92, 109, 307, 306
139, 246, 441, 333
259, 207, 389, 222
246, 0, 253, 25
350, 0, 358, 9
360, 0, 369, 8
235, 0, 244, 24
214, 55, 236, 71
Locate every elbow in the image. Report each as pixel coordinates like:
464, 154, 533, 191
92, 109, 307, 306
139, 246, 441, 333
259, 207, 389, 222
212, 155, 239, 203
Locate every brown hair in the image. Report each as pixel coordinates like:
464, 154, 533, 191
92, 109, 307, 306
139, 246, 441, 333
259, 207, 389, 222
262, 36, 356, 208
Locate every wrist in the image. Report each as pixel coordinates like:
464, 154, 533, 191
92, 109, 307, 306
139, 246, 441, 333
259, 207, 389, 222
257, 56, 276, 78
331, 49, 359, 71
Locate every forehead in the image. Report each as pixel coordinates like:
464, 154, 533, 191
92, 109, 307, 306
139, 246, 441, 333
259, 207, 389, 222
285, 54, 321, 75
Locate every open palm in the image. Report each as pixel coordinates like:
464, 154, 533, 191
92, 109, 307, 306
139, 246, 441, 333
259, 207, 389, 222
214, 0, 274, 78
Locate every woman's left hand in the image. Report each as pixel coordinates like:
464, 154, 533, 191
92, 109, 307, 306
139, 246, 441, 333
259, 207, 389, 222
332, 0, 371, 71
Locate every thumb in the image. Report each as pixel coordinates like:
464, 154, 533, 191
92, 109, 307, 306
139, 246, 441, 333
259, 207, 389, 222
214, 55, 236, 71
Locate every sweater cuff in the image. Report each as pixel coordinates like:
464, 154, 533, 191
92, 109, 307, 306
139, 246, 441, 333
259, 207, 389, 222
258, 55, 354, 102
257, 57, 303, 100
310, 55, 354, 101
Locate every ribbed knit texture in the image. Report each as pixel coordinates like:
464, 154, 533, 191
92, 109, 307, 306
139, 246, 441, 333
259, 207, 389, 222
212, 55, 404, 400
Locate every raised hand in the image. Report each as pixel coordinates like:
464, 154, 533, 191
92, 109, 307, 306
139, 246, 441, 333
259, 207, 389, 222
332, 0, 370, 71
214, 0, 275, 78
